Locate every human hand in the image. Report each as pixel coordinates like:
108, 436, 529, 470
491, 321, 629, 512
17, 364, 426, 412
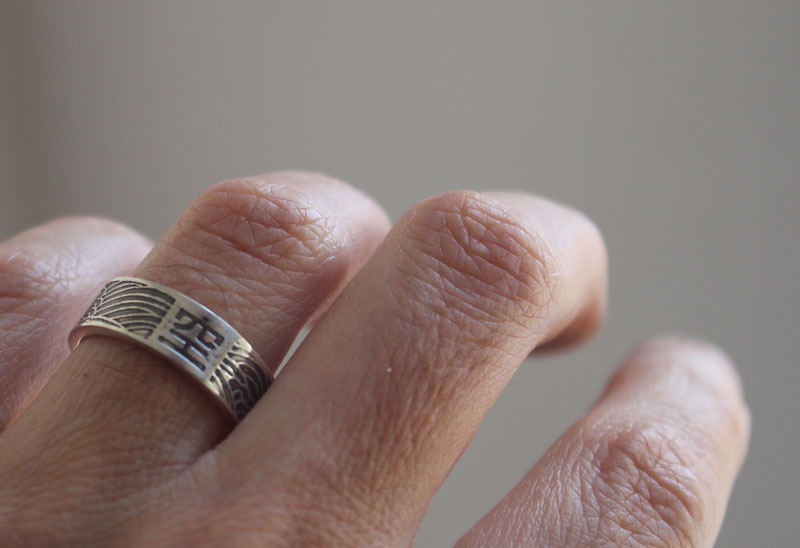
0, 172, 749, 546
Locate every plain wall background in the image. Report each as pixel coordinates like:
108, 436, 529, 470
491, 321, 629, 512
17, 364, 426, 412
1, 2, 797, 546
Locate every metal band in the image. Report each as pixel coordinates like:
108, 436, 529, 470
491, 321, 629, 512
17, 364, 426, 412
68, 277, 273, 422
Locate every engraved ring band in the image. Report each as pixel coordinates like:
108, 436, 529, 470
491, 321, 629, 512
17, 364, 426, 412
68, 276, 273, 422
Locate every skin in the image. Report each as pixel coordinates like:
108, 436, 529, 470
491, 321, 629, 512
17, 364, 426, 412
0, 172, 749, 547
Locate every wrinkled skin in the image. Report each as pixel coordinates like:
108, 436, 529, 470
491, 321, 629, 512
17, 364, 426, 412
0, 172, 749, 547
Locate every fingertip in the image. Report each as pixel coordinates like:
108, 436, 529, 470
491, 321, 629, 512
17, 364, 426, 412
614, 334, 746, 404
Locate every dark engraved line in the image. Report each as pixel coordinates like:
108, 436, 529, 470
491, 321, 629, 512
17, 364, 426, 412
81, 280, 175, 338
210, 341, 271, 421
96, 281, 174, 305
105, 313, 167, 323
96, 299, 170, 317
99, 282, 172, 306
82, 317, 124, 328
94, 291, 174, 311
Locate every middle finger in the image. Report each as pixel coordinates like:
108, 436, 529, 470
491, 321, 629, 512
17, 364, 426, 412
213, 190, 608, 545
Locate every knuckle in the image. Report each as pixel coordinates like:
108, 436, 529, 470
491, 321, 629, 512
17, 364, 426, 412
0, 252, 51, 313
180, 176, 340, 274
401, 190, 560, 326
580, 426, 706, 547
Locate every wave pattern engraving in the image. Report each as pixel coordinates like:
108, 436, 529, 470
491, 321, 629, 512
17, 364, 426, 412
82, 279, 175, 338
211, 341, 271, 421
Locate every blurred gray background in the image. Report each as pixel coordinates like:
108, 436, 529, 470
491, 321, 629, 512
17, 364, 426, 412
1, 2, 797, 546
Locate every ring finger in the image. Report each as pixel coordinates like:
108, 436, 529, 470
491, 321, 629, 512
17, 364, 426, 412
0, 172, 390, 520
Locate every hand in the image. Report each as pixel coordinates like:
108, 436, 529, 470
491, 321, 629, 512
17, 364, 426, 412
0, 172, 749, 547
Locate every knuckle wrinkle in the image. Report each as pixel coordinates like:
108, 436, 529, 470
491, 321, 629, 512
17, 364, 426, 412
183, 177, 338, 274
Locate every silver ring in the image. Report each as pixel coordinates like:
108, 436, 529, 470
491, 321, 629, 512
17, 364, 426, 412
69, 277, 273, 422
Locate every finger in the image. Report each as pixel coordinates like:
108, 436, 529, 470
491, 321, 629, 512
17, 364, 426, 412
211, 191, 607, 545
532, 278, 606, 353
0, 173, 390, 500
0, 217, 151, 429
456, 336, 751, 548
